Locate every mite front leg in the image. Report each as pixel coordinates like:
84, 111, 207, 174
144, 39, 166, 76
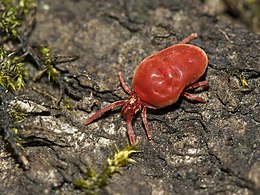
118, 72, 131, 94
84, 100, 126, 125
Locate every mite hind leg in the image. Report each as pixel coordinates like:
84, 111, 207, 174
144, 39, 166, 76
186, 80, 209, 91
183, 80, 209, 103
183, 92, 206, 103
179, 33, 198, 44
141, 106, 152, 140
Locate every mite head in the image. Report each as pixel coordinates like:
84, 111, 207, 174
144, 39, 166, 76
84, 72, 151, 145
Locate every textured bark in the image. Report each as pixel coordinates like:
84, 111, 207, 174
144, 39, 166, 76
1, 0, 259, 194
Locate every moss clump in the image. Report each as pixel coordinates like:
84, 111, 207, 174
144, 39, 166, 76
0, 47, 28, 91
0, 0, 36, 170
74, 144, 139, 195
0, 0, 36, 38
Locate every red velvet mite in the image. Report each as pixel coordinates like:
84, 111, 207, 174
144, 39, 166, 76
85, 33, 208, 145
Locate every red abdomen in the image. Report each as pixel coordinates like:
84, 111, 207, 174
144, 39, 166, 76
132, 44, 208, 108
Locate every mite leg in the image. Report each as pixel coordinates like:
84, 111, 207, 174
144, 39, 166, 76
84, 100, 126, 125
183, 80, 208, 103
186, 80, 209, 91
183, 92, 206, 103
126, 116, 136, 145
118, 72, 131, 94
141, 106, 152, 140
179, 33, 198, 44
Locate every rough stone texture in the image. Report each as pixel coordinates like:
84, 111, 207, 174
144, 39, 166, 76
0, 0, 259, 195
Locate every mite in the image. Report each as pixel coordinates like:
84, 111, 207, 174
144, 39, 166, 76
85, 33, 208, 145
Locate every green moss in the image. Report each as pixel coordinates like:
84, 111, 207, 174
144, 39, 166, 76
239, 73, 249, 88
0, 0, 36, 38
0, 47, 28, 91
74, 144, 139, 194
18, 0, 37, 15
63, 99, 74, 110
11, 104, 28, 123
0, 1, 37, 91
0, 5, 20, 38
2, 99, 30, 169
34, 47, 60, 81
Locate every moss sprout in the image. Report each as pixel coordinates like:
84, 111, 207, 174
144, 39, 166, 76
239, 73, 249, 88
34, 47, 60, 81
63, 99, 73, 110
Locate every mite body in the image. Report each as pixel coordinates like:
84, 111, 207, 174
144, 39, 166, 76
85, 33, 208, 145
133, 42, 208, 108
